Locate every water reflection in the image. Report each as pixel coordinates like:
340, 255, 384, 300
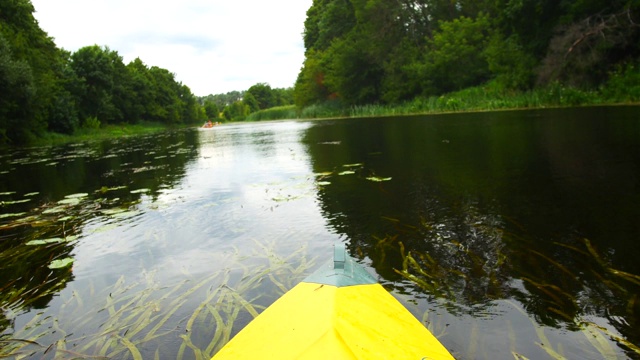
1, 109, 639, 359
303, 107, 640, 359
0, 130, 199, 330
0, 122, 339, 359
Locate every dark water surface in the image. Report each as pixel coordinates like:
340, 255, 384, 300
1, 106, 639, 359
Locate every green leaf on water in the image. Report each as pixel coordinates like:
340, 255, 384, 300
130, 188, 150, 194
0, 212, 26, 219
316, 181, 331, 186
1, 199, 31, 205
98, 185, 127, 193
58, 198, 81, 205
342, 163, 363, 168
65, 193, 89, 199
43, 206, 67, 214
48, 257, 74, 269
26, 236, 78, 246
0, 191, 16, 196
26, 238, 63, 245
101, 208, 128, 215
338, 171, 355, 176
366, 176, 392, 182
24, 192, 40, 197
111, 210, 142, 219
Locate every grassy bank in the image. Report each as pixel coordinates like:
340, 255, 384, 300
246, 105, 298, 121
295, 64, 640, 119
298, 82, 639, 120
30, 122, 190, 147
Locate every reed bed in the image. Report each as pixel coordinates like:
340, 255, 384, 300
295, 79, 639, 121
245, 106, 298, 122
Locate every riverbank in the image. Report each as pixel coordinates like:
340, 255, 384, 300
296, 77, 640, 120
243, 83, 639, 123
29, 122, 193, 147
246, 65, 640, 121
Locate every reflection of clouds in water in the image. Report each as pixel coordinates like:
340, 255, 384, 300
74, 122, 332, 283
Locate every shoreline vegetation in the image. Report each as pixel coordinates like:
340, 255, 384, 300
25, 73, 640, 148
27, 122, 189, 147
247, 70, 640, 122
5, 1, 640, 147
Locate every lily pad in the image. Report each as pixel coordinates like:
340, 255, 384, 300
366, 176, 392, 182
97, 186, 127, 193
0, 212, 26, 219
110, 210, 142, 219
130, 188, 150, 194
0, 191, 16, 196
65, 193, 89, 199
48, 257, 74, 269
1, 199, 31, 205
43, 206, 67, 214
316, 181, 331, 186
338, 171, 355, 176
342, 163, 363, 168
100, 208, 128, 215
26, 237, 64, 246
58, 198, 81, 205
24, 192, 40, 197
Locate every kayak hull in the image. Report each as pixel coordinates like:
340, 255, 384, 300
211, 244, 455, 360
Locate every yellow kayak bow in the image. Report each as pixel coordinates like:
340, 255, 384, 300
212, 243, 455, 360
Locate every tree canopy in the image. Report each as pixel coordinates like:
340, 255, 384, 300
0, 0, 205, 145
199, 85, 294, 122
294, 0, 640, 107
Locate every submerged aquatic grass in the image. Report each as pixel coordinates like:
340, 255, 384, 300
386, 211, 640, 359
0, 240, 316, 359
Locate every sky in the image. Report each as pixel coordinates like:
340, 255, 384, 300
30, 0, 312, 96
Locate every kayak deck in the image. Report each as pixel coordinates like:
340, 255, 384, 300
211, 244, 455, 360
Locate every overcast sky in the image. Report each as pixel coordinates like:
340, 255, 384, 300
31, 0, 312, 96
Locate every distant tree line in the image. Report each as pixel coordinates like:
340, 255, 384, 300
0, 0, 204, 145
199, 83, 294, 122
293, 0, 640, 107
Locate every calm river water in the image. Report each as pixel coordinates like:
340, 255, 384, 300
1, 106, 639, 359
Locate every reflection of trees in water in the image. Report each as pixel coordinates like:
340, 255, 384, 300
302, 110, 640, 357
0, 130, 200, 337
380, 200, 639, 355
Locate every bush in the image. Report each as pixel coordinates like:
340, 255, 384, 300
82, 116, 101, 129
601, 62, 640, 102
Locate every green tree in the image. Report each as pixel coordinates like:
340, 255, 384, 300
223, 100, 249, 121
243, 92, 260, 113
484, 33, 536, 90
411, 15, 493, 95
147, 66, 180, 124
70, 45, 126, 125
294, 49, 331, 107
246, 83, 276, 110
0, 33, 35, 143
204, 100, 220, 119
304, 0, 356, 52
1, 0, 74, 142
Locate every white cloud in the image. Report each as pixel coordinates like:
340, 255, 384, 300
31, 0, 311, 95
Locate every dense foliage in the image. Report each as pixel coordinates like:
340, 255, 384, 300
199, 84, 294, 122
294, 0, 640, 107
0, 0, 204, 145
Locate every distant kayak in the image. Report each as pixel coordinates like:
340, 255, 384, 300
202, 121, 219, 128
211, 243, 455, 360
